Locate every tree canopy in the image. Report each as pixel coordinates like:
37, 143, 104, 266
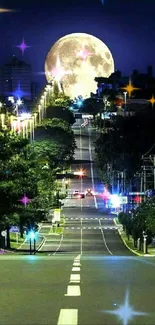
95, 109, 155, 185
46, 105, 75, 125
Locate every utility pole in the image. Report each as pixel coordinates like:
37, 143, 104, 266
153, 155, 155, 189
143, 166, 146, 193
141, 155, 155, 192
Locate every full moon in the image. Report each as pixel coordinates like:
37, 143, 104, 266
45, 33, 114, 98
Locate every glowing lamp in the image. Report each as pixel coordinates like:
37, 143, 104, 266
17, 99, 22, 106
103, 189, 111, 200
110, 194, 120, 208
20, 112, 31, 120
29, 230, 35, 240
74, 169, 85, 177
134, 195, 140, 204
76, 100, 83, 107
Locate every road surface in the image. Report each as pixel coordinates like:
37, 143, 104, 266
1, 120, 155, 325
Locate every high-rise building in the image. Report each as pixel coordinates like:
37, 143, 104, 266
0, 55, 32, 100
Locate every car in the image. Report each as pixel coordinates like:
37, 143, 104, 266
73, 190, 85, 199
85, 189, 94, 196
73, 190, 80, 196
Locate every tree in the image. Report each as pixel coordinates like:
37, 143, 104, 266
49, 81, 72, 108
118, 198, 155, 250
46, 105, 75, 125
81, 98, 103, 121
95, 110, 155, 187
35, 118, 76, 166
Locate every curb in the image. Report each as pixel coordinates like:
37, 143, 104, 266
37, 236, 46, 251
113, 218, 142, 256
17, 235, 27, 250
113, 218, 155, 257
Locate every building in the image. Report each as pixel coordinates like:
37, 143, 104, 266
95, 66, 155, 99
0, 55, 32, 100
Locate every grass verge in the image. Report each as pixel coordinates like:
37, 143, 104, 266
50, 213, 66, 235
114, 217, 155, 256
10, 232, 26, 249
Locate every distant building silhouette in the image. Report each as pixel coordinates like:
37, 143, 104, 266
95, 65, 155, 99
0, 55, 34, 100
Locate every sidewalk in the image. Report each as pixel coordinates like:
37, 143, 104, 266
114, 217, 155, 257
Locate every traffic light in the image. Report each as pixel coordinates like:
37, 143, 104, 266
134, 195, 140, 204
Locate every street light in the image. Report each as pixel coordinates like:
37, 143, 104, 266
15, 98, 23, 116
0, 113, 5, 128
0, 102, 2, 112
143, 231, 148, 254
123, 92, 127, 112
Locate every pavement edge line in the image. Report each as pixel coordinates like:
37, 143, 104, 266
113, 218, 142, 256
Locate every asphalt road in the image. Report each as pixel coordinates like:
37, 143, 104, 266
0, 254, 155, 325
38, 120, 133, 256
2, 120, 155, 325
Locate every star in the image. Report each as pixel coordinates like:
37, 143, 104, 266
11, 82, 29, 99
120, 78, 140, 98
74, 46, 93, 61
104, 290, 148, 325
147, 94, 155, 106
16, 38, 30, 54
18, 194, 31, 207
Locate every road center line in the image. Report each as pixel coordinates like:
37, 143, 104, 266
57, 309, 78, 325
73, 262, 81, 266
70, 274, 80, 283
80, 126, 83, 211
88, 129, 98, 209
81, 218, 83, 255
72, 267, 80, 272
74, 254, 81, 260
65, 285, 81, 296
98, 219, 113, 255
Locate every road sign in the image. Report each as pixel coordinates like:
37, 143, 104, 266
82, 114, 93, 119
1, 230, 6, 237
10, 226, 19, 233
119, 196, 128, 204
129, 192, 145, 195
54, 208, 61, 222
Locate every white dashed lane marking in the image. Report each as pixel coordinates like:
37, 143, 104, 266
64, 226, 119, 230
65, 285, 81, 297
65, 217, 112, 220
70, 274, 80, 283
72, 267, 80, 272
57, 309, 78, 325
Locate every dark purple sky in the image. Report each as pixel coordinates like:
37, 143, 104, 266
0, 0, 154, 87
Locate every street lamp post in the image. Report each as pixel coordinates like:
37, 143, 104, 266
0, 113, 5, 128
143, 231, 148, 254
38, 104, 41, 123
123, 92, 127, 113
0, 102, 2, 113
15, 98, 23, 116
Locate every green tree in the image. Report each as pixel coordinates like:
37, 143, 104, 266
35, 118, 76, 166
46, 105, 75, 125
95, 110, 155, 187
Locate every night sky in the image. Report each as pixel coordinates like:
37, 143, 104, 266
0, 0, 155, 88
